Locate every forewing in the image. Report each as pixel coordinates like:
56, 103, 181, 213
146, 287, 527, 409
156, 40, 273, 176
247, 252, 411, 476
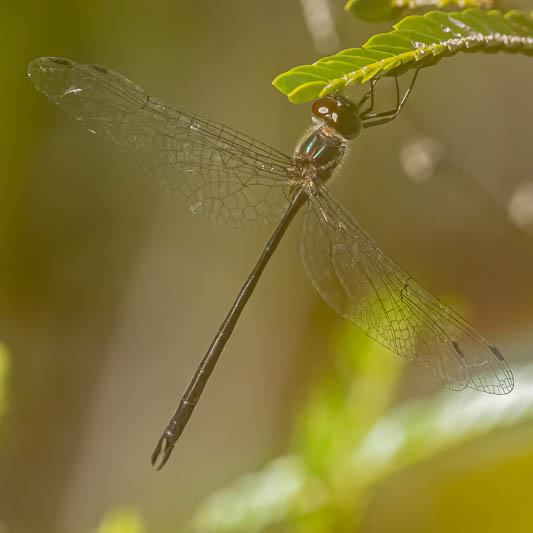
28, 57, 292, 229
301, 185, 513, 394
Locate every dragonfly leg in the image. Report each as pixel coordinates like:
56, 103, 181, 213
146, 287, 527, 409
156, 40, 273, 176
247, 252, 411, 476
360, 76, 400, 120
357, 78, 377, 114
362, 69, 420, 129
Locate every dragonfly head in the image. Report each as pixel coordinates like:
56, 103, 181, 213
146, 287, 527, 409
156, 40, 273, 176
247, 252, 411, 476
311, 94, 361, 140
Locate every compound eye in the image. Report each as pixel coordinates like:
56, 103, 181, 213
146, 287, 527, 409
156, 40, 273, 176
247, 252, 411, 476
335, 107, 361, 139
312, 97, 337, 119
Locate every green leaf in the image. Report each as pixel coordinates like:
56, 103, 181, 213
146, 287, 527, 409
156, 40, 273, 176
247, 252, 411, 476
345, 0, 496, 22
272, 8, 533, 103
345, 0, 403, 22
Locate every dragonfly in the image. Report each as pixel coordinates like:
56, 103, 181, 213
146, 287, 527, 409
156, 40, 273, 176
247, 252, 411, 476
28, 57, 514, 470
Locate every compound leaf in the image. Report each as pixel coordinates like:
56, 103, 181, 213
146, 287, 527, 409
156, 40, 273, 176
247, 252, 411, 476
273, 9, 533, 103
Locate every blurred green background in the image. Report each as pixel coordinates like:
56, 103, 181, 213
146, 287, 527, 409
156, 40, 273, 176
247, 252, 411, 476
1, 1, 533, 532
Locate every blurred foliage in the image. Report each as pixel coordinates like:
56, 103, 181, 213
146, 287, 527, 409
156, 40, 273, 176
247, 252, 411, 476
0, 343, 10, 424
345, 0, 495, 22
93, 507, 146, 533
188, 321, 533, 533
273, 8, 533, 103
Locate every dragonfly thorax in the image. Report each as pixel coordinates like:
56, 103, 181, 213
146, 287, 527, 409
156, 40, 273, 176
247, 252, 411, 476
291, 112, 350, 192
289, 94, 361, 191
293, 126, 346, 185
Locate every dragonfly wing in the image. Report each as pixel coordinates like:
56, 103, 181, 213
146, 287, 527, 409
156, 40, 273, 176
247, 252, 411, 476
28, 57, 292, 229
301, 184, 514, 394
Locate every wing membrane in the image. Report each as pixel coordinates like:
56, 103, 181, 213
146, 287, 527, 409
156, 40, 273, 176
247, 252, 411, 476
28, 57, 292, 229
301, 184, 514, 394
